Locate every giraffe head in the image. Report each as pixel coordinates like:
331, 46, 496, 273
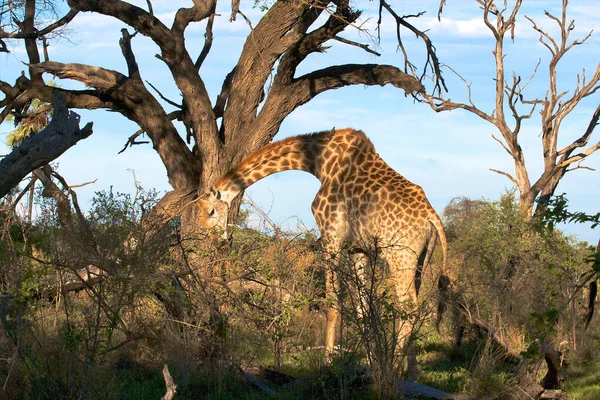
196, 186, 231, 246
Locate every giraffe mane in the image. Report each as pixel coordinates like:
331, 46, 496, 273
217, 128, 339, 187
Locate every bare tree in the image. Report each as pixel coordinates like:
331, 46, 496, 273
0, 0, 441, 242
426, 0, 600, 219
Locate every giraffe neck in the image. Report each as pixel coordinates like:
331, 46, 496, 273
215, 130, 335, 205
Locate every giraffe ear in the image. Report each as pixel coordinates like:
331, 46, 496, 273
210, 185, 221, 200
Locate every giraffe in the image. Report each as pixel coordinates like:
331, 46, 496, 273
196, 128, 448, 379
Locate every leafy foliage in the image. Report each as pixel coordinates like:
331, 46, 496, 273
0, 187, 597, 398
536, 194, 600, 231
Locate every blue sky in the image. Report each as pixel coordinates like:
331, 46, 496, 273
1, 0, 599, 243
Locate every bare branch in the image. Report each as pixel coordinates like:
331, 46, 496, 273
195, 13, 216, 70
522, 59, 542, 92
525, 15, 557, 55
119, 128, 150, 154
424, 95, 496, 126
119, 28, 139, 77
230, 0, 241, 21
67, 179, 98, 190
333, 35, 381, 56
566, 161, 595, 173
0, 9, 79, 40
558, 140, 600, 168
9, 175, 37, 210
478, 0, 499, 39
490, 168, 518, 185
50, 170, 91, 224
559, 103, 600, 157
161, 365, 177, 400
145, 81, 182, 109
437, 0, 447, 20
146, 0, 154, 16
32, 61, 126, 91
245, 195, 282, 238
380, 0, 446, 94
68, 0, 175, 50
172, 0, 215, 37
491, 134, 512, 156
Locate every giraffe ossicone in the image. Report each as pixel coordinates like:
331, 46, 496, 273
196, 128, 448, 378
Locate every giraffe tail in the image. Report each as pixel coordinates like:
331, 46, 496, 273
429, 211, 450, 331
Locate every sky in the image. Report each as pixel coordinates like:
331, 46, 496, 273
0, 0, 599, 243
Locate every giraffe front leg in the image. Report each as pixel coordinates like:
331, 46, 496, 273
325, 264, 340, 358
316, 229, 351, 362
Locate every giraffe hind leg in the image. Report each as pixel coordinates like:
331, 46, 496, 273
384, 248, 420, 381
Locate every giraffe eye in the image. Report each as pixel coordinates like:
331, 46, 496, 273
208, 209, 215, 217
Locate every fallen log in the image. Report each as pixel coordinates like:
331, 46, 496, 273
239, 367, 278, 398
396, 379, 462, 400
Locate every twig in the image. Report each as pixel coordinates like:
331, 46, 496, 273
145, 0, 154, 16
332, 35, 380, 56
145, 80, 182, 109
489, 168, 518, 185
119, 128, 150, 154
379, 0, 446, 94
67, 179, 97, 190
491, 134, 512, 156
244, 195, 282, 238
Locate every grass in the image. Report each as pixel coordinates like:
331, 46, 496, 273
564, 361, 600, 400
5, 337, 599, 399
417, 333, 517, 397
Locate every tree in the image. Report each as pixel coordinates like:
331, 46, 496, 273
426, 0, 600, 219
0, 0, 439, 244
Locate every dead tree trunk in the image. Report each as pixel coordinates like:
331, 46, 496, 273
427, 0, 600, 219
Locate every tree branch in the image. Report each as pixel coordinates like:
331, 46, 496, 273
333, 35, 381, 56
172, 0, 215, 38
195, 13, 216, 70
119, 28, 140, 78
489, 168, 519, 186
296, 63, 423, 94
119, 128, 149, 154
0, 9, 79, 40
0, 92, 93, 198
145, 80, 182, 110
558, 140, 600, 168
28, 61, 200, 190
32, 61, 127, 91
252, 64, 422, 144
491, 134, 512, 156
273, 1, 352, 88
558, 103, 600, 157
380, 0, 446, 94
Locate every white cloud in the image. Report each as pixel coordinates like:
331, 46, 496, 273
354, 11, 490, 40
72, 12, 123, 29
425, 17, 490, 38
